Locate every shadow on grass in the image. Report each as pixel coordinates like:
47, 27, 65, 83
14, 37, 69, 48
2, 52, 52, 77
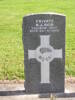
0, 90, 26, 96
0, 90, 75, 98
39, 93, 75, 98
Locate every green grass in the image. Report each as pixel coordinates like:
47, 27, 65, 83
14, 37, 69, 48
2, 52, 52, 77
0, 0, 75, 80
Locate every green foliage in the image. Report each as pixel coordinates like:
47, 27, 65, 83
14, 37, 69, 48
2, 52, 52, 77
0, 0, 75, 80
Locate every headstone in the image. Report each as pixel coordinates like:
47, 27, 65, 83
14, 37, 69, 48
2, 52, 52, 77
22, 13, 65, 93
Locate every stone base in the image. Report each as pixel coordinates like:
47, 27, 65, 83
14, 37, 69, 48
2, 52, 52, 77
0, 83, 75, 100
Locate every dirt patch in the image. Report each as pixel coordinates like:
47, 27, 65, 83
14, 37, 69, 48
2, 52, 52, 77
0, 77, 75, 84
0, 80, 24, 84
66, 77, 75, 84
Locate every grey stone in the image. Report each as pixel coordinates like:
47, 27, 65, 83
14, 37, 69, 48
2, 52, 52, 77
22, 13, 66, 93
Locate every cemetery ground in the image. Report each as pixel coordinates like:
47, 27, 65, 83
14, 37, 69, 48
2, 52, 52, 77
0, 77, 75, 100
0, 0, 75, 81
0, 0, 75, 99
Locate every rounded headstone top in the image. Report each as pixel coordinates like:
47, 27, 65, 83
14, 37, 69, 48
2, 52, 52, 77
23, 12, 66, 18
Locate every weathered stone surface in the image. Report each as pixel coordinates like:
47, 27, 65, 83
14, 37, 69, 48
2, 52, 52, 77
22, 13, 65, 93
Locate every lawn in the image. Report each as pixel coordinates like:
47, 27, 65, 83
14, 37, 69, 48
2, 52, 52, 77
0, 0, 75, 80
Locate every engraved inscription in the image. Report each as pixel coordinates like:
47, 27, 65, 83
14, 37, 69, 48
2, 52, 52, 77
30, 19, 59, 33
